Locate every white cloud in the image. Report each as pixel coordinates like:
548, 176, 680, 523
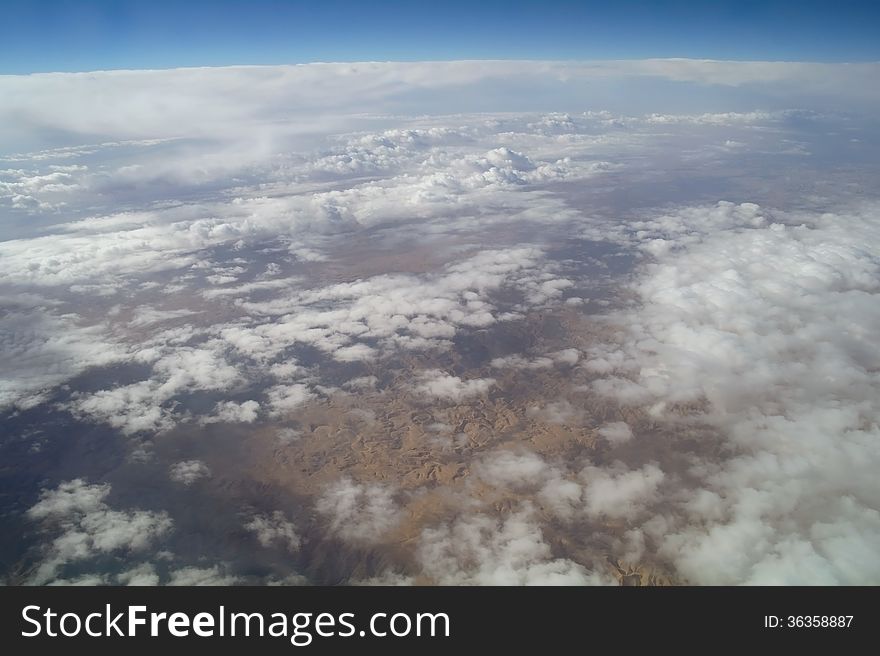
24, 479, 172, 585
476, 450, 554, 489
224, 247, 564, 363
490, 354, 554, 369
128, 306, 200, 328
46, 574, 109, 586
550, 348, 580, 366
166, 566, 240, 586
0, 311, 128, 410
526, 400, 583, 424
201, 278, 294, 299
268, 361, 304, 381
581, 463, 665, 520
2, 61, 877, 151
598, 421, 633, 446
169, 460, 211, 485
417, 505, 613, 585
473, 449, 663, 525
342, 375, 378, 391
332, 343, 378, 362
315, 478, 401, 544
244, 511, 301, 553
590, 201, 880, 583
414, 369, 495, 402
266, 383, 314, 416
537, 478, 585, 521
69, 343, 241, 434
71, 380, 176, 435
116, 563, 160, 586
200, 399, 260, 424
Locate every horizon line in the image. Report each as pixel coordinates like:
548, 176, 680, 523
6, 56, 880, 77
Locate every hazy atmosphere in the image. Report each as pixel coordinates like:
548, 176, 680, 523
2, 3, 879, 586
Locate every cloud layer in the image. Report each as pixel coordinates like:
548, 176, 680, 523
24, 480, 173, 585
3, 60, 879, 586
588, 201, 880, 583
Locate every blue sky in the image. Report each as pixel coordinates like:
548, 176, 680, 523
1, 0, 879, 73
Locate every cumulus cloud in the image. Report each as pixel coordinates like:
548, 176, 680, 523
590, 201, 880, 583
315, 478, 401, 544
116, 563, 160, 586
200, 399, 260, 425
581, 463, 665, 520
244, 511, 301, 553
473, 449, 663, 524
69, 344, 241, 435
266, 383, 314, 416
268, 361, 304, 381
128, 306, 200, 328
526, 400, 584, 424
0, 311, 128, 410
169, 460, 211, 485
332, 343, 378, 362
0, 76, 636, 443
598, 421, 633, 446
222, 247, 564, 363
476, 450, 554, 489
550, 348, 580, 366
417, 505, 613, 585
490, 349, 580, 370
0, 137, 586, 293
342, 375, 378, 391
166, 566, 240, 586
490, 354, 554, 370
414, 370, 495, 402
537, 477, 586, 521
24, 479, 172, 585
